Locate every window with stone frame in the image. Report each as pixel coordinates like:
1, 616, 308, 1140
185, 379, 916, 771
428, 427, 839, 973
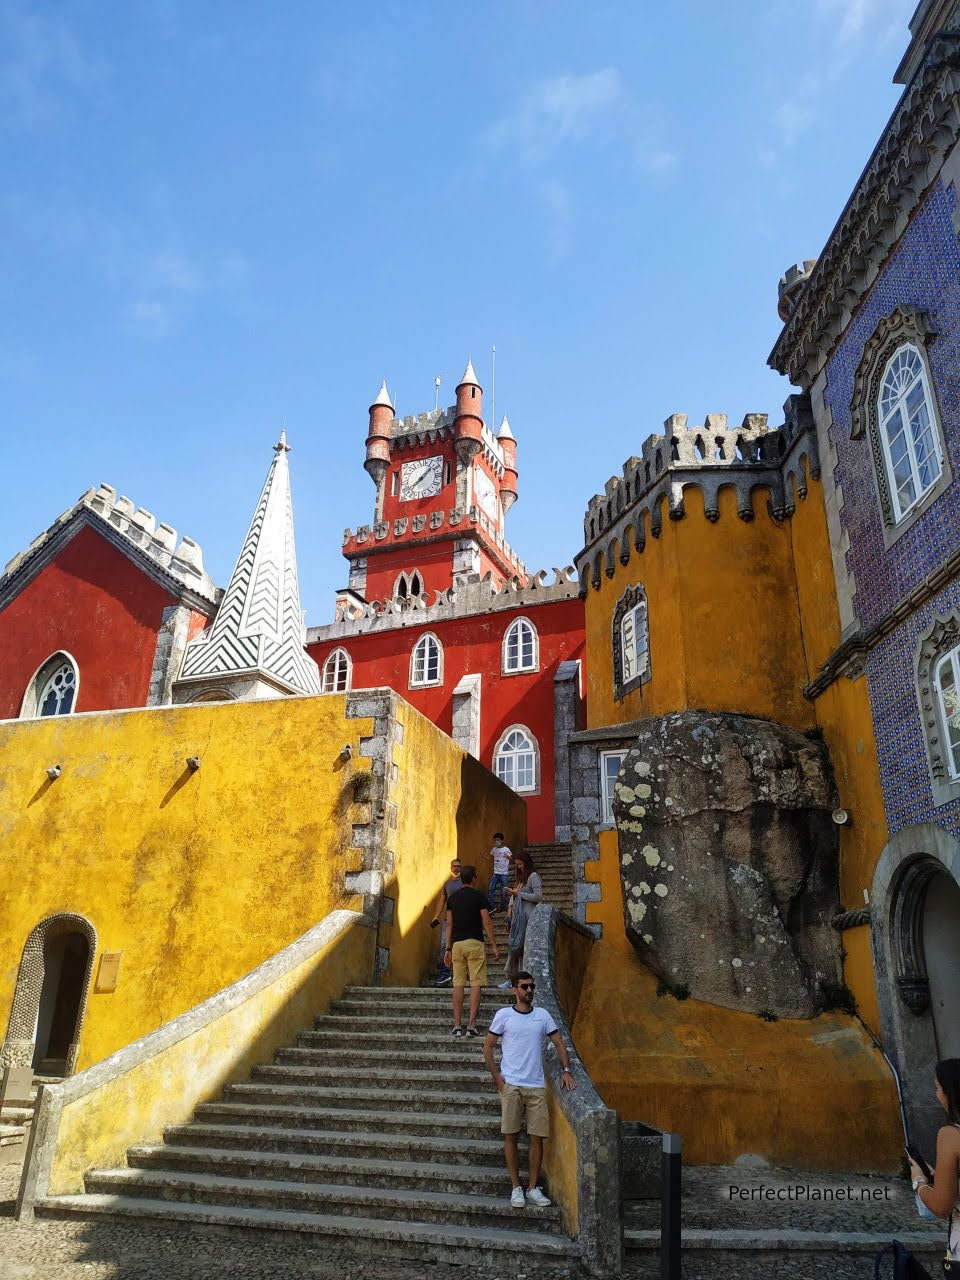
916, 610, 960, 807
21, 652, 78, 719
502, 616, 539, 674
410, 632, 442, 688
493, 725, 539, 794
612, 583, 650, 699
600, 750, 625, 823
850, 307, 950, 539
321, 648, 351, 693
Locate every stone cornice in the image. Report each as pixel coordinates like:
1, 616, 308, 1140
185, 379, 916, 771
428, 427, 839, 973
804, 541, 960, 698
770, 35, 960, 387
342, 504, 527, 579
0, 489, 221, 615
306, 567, 580, 645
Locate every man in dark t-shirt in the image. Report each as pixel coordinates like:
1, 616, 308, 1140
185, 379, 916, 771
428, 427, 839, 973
444, 865, 500, 1037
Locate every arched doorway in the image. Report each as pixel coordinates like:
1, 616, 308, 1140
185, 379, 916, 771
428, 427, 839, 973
872, 824, 960, 1150
1, 914, 97, 1077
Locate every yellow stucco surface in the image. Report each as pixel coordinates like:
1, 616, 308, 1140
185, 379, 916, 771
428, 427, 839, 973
47, 913, 375, 1195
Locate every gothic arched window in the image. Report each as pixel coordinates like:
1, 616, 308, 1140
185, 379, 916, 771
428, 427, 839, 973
395, 570, 424, 601
612, 584, 650, 700
935, 646, 960, 780
502, 617, 538, 674
916, 610, 960, 807
321, 648, 351, 694
878, 345, 942, 522
21, 652, 79, 719
494, 725, 539, 794
410, 633, 442, 688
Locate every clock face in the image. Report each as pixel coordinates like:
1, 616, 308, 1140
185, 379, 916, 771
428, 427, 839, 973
474, 466, 500, 520
399, 455, 443, 501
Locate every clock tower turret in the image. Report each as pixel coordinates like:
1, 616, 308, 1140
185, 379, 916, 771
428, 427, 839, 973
453, 359, 484, 469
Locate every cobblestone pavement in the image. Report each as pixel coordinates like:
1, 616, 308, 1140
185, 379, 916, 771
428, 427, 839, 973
0, 1162, 946, 1280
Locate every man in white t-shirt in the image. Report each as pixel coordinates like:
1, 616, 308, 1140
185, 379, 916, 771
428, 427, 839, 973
482, 832, 513, 914
483, 970, 576, 1208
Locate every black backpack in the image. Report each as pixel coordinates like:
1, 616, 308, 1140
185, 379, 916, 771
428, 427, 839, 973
874, 1240, 934, 1279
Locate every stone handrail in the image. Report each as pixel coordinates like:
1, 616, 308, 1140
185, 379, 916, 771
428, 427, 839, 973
523, 905, 622, 1276
17, 909, 376, 1219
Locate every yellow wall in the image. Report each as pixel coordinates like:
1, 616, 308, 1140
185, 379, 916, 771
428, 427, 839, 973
384, 702, 527, 987
0, 692, 525, 1070
45, 913, 374, 1196
585, 486, 814, 732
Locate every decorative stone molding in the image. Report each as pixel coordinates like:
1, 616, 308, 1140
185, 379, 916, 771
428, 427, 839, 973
831, 905, 873, 931
2, 914, 98, 1073
916, 607, 960, 806
341, 504, 528, 580
771, 35, 960, 386
611, 584, 650, 701
0, 485, 220, 616
451, 673, 482, 758
575, 397, 818, 591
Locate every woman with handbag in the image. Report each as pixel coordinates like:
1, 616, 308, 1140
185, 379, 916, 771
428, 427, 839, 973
499, 850, 542, 990
908, 1058, 960, 1273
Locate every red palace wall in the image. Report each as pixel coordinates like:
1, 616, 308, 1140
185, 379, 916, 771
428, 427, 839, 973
308, 595, 585, 844
0, 525, 203, 720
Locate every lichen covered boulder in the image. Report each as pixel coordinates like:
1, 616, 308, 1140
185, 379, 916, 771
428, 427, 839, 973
613, 710, 842, 1018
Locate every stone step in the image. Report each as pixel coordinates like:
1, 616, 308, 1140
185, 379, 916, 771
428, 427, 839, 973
194, 1101, 503, 1138
0, 1105, 34, 1125
224, 1082, 497, 1114
276, 1045, 493, 1069
329, 998, 506, 1018
82, 1167, 563, 1233
164, 1123, 512, 1168
624, 1227, 944, 1254
313, 1013, 503, 1035
299, 1028, 500, 1052
128, 1144, 523, 1195
36, 1195, 579, 1265
252, 1064, 494, 1093
344, 986, 511, 1002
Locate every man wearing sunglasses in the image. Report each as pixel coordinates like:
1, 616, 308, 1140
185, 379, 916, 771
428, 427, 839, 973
483, 971, 576, 1209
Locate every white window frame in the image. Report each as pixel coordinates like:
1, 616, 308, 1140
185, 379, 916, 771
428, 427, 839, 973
877, 343, 943, 523
502, 616, 539, 675
935, 644, 960, 781
20, 651, 80, 719
410, 632, 443, 688
493, 724, 540, 795
321, 648, 352, 694
600, 750, 625, 824
620, 602, 648, 685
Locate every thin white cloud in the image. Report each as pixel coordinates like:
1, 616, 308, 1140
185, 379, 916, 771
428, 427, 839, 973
124, 248, 252, 338
0, 1, 105, 129
641, 148, 680, 176
484, 68, 624, 156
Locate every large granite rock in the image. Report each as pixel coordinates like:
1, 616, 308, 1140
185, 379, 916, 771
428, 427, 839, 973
613, 710, 842, 1018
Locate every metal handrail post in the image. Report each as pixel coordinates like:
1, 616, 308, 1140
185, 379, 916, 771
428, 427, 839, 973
661, 1131, 681, 1279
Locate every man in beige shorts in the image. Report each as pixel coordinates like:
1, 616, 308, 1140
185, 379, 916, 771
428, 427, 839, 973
483, 971, 576, 1208
444, 865, 499, 1037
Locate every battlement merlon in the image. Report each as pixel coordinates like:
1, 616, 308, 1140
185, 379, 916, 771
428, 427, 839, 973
579, 395, 819, 550
382, 407, 507, 474
309, 566, 579, 644
341, 503, 528, 580
0, 482, 222, 612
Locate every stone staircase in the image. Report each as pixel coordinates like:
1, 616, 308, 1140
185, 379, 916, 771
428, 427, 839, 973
36, 986, 580, 1265
0, 1074, 53, 1163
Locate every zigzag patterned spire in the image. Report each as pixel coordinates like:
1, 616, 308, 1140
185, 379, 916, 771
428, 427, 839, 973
178, 432, 321, 696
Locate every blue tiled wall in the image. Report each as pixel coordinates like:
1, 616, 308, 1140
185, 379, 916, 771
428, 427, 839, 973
824, 179, 960, 631
824, 178, 960, 839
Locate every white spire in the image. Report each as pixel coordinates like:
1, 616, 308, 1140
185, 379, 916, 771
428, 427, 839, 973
372, 380, 393, 409
496, 414, 514, 441
458, 358, 480, 389
176, 437, 321, 698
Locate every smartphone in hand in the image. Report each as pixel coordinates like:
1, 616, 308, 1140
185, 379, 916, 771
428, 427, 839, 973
907, 1144, 934, 1182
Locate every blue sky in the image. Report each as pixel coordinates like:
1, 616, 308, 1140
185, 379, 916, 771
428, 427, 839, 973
1, 0, 916, 619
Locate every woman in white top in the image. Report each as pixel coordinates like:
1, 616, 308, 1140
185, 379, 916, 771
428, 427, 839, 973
909, 1058, 960, 1264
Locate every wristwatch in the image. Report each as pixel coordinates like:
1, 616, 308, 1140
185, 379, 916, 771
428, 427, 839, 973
913, 1176, 928, 1192
562, 1068, 573, 1076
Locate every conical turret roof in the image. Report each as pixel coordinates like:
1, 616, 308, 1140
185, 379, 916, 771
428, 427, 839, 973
457, 358, 480, 389
371, 380, 394, 410
176, 434, 321, 696
496, 414, 515, 441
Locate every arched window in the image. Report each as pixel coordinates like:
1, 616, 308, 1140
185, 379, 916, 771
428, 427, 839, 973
935, 645, 960, 780
321, 648, 351, 693
878, 344, 943, 522
410, 633, 442, 688
494, 725, 539, 794
21, 652, 79, 719
394, 571, 424, 601
612, 584, 650, 700
502, 617, 538, 674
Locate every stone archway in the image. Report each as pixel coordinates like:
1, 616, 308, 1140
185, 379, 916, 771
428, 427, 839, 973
871, 824, 960, 1150
1, 913, 97, 1076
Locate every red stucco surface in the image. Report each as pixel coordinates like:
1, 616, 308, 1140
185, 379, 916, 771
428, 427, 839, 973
0, 524, 197, 720
308, 595, 585, 842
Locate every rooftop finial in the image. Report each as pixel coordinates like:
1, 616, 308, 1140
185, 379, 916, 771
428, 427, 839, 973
274, 427, 291, 454
497, 414, 514, 441
372, 379, 394, 410
458, 357, 480, 389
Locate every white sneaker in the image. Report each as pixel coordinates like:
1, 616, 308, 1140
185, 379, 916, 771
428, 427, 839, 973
525, 1187, 552, 1207
510, 1186, 525, 1208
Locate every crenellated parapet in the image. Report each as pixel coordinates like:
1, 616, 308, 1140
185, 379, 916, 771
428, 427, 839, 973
309, 566, 579, 644
342, 502, 527, 576
0, 482, 221, 611
576, 395, 819, 593
384, 406, 506, 474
